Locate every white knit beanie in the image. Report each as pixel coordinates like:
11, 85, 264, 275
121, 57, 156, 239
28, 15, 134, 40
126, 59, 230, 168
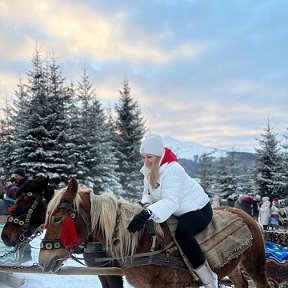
140, 134, 164, 157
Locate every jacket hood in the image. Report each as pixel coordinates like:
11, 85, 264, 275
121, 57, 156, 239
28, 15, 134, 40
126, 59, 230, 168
160, 147, 178, 166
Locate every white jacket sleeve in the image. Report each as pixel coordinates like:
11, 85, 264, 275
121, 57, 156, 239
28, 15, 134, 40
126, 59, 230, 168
147, 167, 181, 223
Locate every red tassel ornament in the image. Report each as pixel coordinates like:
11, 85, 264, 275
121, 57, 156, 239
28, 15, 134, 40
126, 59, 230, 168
8, 206, 16, 212
60, 216, 79, 247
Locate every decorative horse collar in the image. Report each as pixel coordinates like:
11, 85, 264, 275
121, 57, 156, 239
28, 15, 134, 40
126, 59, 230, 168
7, 191, 47, 228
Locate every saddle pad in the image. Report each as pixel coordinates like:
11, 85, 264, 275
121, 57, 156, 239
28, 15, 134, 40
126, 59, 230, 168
167, 209, 253, 271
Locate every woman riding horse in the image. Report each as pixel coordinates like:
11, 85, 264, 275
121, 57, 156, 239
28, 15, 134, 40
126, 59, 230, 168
127, 134, 217, 287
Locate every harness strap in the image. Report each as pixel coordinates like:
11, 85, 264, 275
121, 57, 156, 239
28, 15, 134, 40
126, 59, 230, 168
69, 253, 86, 266
93, 241, 176, 263
122, 254, 187, 271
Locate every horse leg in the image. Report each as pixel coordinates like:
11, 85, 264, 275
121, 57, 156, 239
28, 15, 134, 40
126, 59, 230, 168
227, 265, 248, 288
241, 245, 270, 288
98, 276, 110, 288
106, 275, 124, 288
98, 275, 124, 288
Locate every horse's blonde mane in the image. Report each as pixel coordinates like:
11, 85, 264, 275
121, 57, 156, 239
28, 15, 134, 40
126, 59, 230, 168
90, 192, 143, 261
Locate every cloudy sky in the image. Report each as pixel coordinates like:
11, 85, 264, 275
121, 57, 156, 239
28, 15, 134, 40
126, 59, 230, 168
0, 0, 287, 149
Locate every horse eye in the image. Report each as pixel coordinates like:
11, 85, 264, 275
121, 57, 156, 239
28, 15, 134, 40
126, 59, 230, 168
53, 216, 63, 223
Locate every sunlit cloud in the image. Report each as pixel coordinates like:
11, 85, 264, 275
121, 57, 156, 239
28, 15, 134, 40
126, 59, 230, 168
0, 0, 287, 148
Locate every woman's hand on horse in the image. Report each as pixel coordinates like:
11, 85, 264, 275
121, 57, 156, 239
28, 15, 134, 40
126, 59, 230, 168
127, 209, 152, 233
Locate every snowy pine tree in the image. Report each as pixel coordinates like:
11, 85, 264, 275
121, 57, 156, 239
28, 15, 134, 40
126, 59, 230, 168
9, 50, 49, 177
225, 151, 240, 194
44, 55, 72, 184
199, 153, 215, 196
8, 78, 31, 173
214, 156, 231, 197
112, 79, 146, 200
276, 129, 288, 198
254, 120, 281, 198
0, 98, 14, 177
71, 68, 121, 193
9, 50, 72, 185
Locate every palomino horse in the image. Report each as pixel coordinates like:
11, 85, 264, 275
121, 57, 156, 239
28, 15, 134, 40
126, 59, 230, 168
1, 177, 123, 288
39, 177, 270, 288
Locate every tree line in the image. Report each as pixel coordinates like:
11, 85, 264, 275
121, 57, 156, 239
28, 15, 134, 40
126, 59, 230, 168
0, 49, 287, 202
0, 49, 146, 200
195, 120, 288, 200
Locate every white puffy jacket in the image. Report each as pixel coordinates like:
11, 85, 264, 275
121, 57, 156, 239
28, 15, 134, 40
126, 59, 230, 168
140, 161, 210, 223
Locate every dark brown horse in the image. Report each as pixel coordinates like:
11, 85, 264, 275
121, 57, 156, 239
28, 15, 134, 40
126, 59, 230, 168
1, 177, 54, 246
1, 177, 123, 288
38, 177, 271, 288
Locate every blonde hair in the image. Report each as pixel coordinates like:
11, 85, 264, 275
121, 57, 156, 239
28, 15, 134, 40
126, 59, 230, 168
148, 156, 161, 188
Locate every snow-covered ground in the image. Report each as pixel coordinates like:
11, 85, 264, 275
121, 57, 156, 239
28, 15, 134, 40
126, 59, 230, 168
1, 236, 133, 288
1, 235, 231, 288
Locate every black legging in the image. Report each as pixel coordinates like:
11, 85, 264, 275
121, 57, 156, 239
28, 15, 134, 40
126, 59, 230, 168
175, 202, 213, 269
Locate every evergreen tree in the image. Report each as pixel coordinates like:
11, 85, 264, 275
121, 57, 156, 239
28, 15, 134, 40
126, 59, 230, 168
44, 55, 72, 185
9, 50, 48, 177
10, 49, 71, 185
276, 130, 288, 197
65, 82, 83, 181
71, 68, 96, 183
112, 79, 146, 200
0, 98, 14, 177
84, 99, 121, 193
199, 152, 215, 196
225, 150, 240, 194
8, 78, 31, 172
71, 68, 121, 193
254, 120, 281, 198
238, 165, 257, 196
214, 156, 230, 197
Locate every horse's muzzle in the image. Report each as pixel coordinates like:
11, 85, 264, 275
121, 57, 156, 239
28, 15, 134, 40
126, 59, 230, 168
38, 255, 63, 273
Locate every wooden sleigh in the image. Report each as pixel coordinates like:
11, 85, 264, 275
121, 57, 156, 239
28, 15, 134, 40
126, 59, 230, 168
263, 230, 288, 288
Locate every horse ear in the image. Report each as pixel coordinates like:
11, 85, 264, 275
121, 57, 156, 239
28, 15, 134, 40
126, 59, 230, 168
61, 177, 78, 203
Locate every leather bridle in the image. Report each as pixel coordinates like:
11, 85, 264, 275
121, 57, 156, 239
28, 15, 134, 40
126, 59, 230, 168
7, 191, 47, 242
40, 202, 91, 251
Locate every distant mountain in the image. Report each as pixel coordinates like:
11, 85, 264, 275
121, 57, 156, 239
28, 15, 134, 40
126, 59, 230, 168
162, 136, 255, 160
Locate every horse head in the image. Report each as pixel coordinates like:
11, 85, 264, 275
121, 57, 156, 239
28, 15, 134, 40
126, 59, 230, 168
1, 176, 54, 247
39, 177, 93, 273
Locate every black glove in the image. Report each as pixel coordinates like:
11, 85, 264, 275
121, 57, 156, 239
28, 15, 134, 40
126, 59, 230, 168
127, 209, 151, 233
